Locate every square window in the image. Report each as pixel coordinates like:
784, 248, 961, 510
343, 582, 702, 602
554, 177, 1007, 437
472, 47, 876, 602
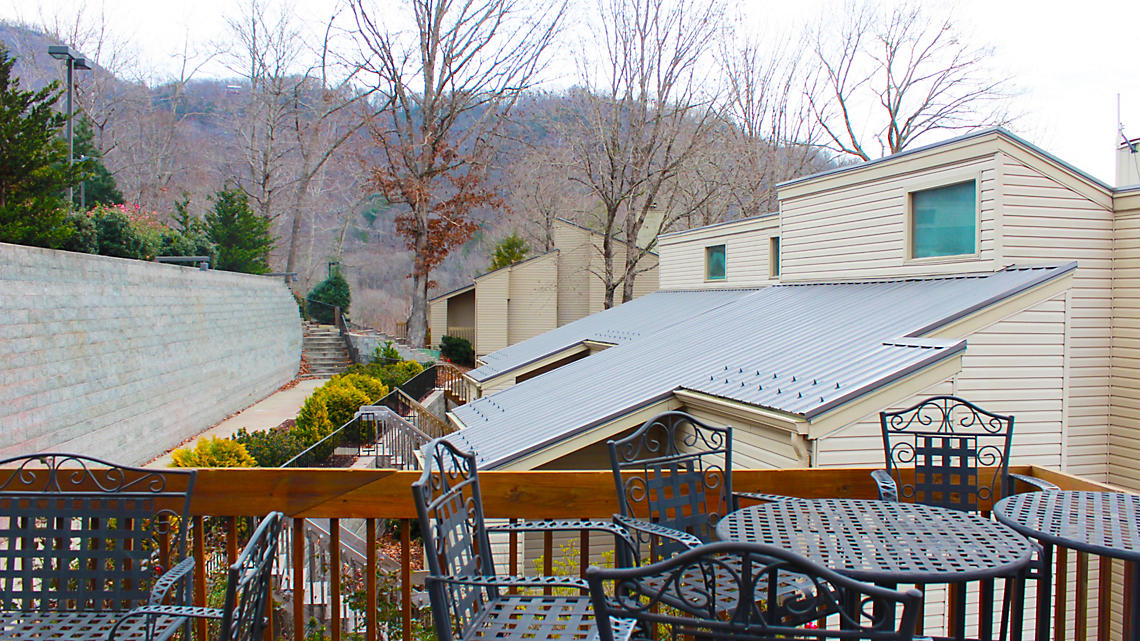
705, 245, 725, 280
910, 181, 976, 259
769, 237, 780, 278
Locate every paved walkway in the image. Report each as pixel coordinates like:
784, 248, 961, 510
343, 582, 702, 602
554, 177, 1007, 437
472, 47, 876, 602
148, 378, 328, 468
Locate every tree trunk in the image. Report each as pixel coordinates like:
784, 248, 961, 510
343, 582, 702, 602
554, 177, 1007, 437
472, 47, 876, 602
602, 227, 616, 309
284, 173, 313, 287
407, 272, 428, 348
406, 213, 430, 348
621, 262, 637, 303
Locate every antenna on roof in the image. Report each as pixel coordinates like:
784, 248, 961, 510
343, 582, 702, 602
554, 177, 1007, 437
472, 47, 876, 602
1121, 94, 1136, 152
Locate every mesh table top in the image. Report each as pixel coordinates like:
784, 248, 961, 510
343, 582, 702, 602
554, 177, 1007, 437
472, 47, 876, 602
715, 498, 1033, 583
994, 491, 1140, 562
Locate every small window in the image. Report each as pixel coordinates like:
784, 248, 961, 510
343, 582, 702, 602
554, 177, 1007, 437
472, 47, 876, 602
910, 181, 977, 259
769, 237, 780, 278
705, 244, 726, 280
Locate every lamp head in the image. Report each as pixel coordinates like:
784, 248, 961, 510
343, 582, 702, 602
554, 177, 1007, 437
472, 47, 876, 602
73, 57, 92, 70
47, 45, 72, 60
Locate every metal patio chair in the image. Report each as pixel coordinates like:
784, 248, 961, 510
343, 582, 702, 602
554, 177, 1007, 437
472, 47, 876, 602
0, 453, 195, 641
587, 541, 924, 641
412, 438, 637, 641
875, 395, 1059, 639
110, 511, 284, 641
606, 412, 822, 624
874, 395, 1057, 509
606, 411, 789, 561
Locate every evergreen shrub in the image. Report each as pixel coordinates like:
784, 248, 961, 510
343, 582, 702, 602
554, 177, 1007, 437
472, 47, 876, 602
440, 335, 475, 366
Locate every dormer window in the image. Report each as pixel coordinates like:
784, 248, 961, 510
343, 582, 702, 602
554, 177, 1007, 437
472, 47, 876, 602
705, 244, 726, 281
910, 180, 977, 259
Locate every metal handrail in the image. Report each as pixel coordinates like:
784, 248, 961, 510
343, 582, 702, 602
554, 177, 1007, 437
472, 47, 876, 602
356, 406, 433, 470
334, 310, 361, 364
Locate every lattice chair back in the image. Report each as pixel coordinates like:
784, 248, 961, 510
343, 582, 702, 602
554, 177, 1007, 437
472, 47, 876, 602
217, 512, 283, 641
0, 453, 194, 611
880, 395, 1015, 511
412, 438, 496, 641
588, 541, 922, 641
608, 412, 732, 557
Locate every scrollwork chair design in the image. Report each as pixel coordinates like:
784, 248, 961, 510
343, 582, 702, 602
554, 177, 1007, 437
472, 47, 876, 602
412, 438, 636, 641
875, 395, 1057, 510
0, 453, 195, 641
587, 541, 923, 641
110, 511, 284, 641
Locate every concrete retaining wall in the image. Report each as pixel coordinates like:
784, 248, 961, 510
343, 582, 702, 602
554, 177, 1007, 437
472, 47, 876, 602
0, 243, 301, 464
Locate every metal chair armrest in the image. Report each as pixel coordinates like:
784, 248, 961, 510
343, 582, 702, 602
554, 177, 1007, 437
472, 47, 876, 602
1008, 472, 1060, 493
871, 469, 898, 502
487, 518, 637, 568
488, 518, 631, 542
108, 604, 223, 641
427, 573, 590, 593
732, 491, 798, 508
148, 557, 195, 605
613, 514, 703, 551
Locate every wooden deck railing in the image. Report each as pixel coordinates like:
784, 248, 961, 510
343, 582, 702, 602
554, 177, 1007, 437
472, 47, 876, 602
138, 465, 1138, 640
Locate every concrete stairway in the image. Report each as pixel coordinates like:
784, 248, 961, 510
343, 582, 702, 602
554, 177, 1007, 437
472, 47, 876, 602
303, 323, 351, 377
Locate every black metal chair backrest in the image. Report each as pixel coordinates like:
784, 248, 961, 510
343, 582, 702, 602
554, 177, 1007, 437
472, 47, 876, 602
217, 512, 284, 641
0, 452, 195, 611
880, 395, 1015, 511
588, 541, 922, 641
608, 412, 732, 551
411, 438, 496, 641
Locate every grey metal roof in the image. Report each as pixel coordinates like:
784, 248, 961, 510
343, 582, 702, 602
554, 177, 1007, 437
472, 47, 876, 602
450, 263, 1077, 469
467, 289, 753, 382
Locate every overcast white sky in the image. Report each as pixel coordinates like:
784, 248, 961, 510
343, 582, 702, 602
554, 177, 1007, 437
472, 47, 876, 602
3, 0, 1138, 185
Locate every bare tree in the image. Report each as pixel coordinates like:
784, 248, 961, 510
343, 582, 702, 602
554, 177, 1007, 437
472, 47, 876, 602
350, 0, 565, 347
808, 2, 1011, 161
561, 0, 724, 308
224, 0, 376, 282
716, 29, 828, 217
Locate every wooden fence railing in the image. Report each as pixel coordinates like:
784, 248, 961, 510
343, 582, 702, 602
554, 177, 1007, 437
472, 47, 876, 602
11, 465, 1125, 641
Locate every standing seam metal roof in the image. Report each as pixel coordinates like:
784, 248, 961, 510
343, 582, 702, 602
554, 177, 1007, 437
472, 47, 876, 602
451, 263, 1076, 469
467, 289, 752, 382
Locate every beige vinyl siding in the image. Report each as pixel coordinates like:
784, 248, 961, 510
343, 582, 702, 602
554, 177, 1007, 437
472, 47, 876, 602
554, 222, 593, 326
779, 155, 999, 281
817, 296, 1067, 469
680, 406, 806, 469
1111, 191, 1140, 491
474, 269, 509, 357
632, 253, 659, 297
1000, 153, 1114, 480
658, 216, 779, 289
507, 253, 559, 344
428, 300, 447, 349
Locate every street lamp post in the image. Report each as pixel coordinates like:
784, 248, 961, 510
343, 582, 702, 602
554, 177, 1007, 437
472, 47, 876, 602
47, 45, 91, 206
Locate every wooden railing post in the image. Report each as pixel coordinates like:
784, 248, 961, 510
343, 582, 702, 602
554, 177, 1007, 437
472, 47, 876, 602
401, 519, 412, 641
367, 519, 378, 641
193, 516, 207, 641
292, 518, 305, 641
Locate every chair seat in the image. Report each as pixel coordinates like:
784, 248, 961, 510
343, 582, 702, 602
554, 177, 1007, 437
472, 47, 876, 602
0, 610, 186, 641
466, 594, 630, 640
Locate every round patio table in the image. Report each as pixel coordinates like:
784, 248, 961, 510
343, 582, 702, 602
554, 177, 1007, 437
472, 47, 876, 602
994, 491, 1140, 641
716, 498, 1033, 639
